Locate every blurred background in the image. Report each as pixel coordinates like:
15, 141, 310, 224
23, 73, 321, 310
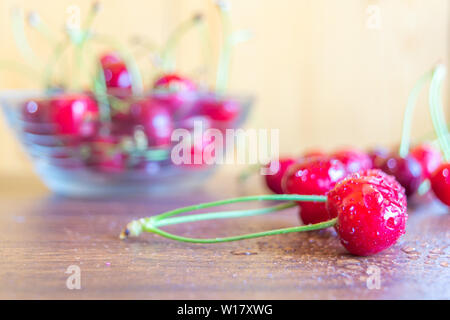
0, 0, 448, 177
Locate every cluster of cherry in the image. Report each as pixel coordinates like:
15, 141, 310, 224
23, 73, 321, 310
15, 1, 245, 174
21, 58, 241, 172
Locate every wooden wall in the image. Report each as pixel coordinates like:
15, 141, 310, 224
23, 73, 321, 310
0, 0, 448, 176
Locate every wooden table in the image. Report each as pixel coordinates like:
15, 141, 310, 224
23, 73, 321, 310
0, 169, 449, 299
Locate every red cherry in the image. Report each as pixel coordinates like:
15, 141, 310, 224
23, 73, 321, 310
410, 143, 442, 179
100, 52, 122, 66
153, 74, 196, 113
282, 157, 346, 225
48, 93, 99, 137
198, 96, 240, 123
430, 163, 450, 206
263, 157, 296, 194
130, 99, 174, 147
327, 169, 407, 256
85, 135, 127, 173
102, 62, 132, 91
368, 146, 390, 169
379, 154, 424, 197
331, 148, 372, 174
22, 99, 50, 123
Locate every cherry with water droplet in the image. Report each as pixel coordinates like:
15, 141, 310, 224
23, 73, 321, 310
430, 163, 450, 206
331, 148, 372, 174
130, 98, 174, 147
263, 157, 296, 194
410, 143, 442, 179
327, 169, 407, 256
282, 157, 346, 225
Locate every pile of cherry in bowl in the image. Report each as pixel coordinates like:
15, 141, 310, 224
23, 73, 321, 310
17, 52, 249, 174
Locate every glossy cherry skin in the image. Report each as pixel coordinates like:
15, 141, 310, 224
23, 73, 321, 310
282, 157, 346, 225
102, 62, 132, 92
130, 99, 174, 147
153, 74, 196, 114
379, 154, 424, 197
198, 96, 241, 123
47, 94, 99, 137
430, 163, 450, 206
263, 157, 297, 194
331, 148, 372, 174
410, 143, 442, 179
22, 99, 50, 123
327, 169, 407, 256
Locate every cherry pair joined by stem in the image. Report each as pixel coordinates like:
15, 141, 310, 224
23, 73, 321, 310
121, 169, 407, 256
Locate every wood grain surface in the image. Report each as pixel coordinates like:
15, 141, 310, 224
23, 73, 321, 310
0, 169, 449, 299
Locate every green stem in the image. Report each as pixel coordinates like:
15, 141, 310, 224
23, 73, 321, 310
92, 62, 111, 123
154, 202, 296, 227
43, 39, 71, 90
161, 14, 204, 72
398, 69, 434, 157
72, 4, 100, 90
215, 3, 233, 93
154, 194, 326, 222
146, 218, 337, 244
11, 8, 39, 66
120, 194, 327, 239
27, 12, 57, 46
429, 65, 449, 161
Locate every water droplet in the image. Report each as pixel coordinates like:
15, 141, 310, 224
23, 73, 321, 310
230, 250, 257, 256
401, 246, 418, 254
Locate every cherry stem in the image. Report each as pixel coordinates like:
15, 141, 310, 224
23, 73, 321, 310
428, 65, 449, 161
11, 8, 39, 67
154, 202, 296, 227
120, 194, 327, 240
161, 14, 204, 72
92, 62, 111, 123
147, 218, 337, 244
398, 69, 434, 158
215, 2, 233, 94
72, 3, 100, 90
27, 12, 57, 46
43, 39, 71, 90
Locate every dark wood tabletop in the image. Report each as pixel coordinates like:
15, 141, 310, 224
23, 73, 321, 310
0, 169, 449, 299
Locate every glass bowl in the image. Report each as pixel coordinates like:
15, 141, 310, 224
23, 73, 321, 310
1, 90, 252, 198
